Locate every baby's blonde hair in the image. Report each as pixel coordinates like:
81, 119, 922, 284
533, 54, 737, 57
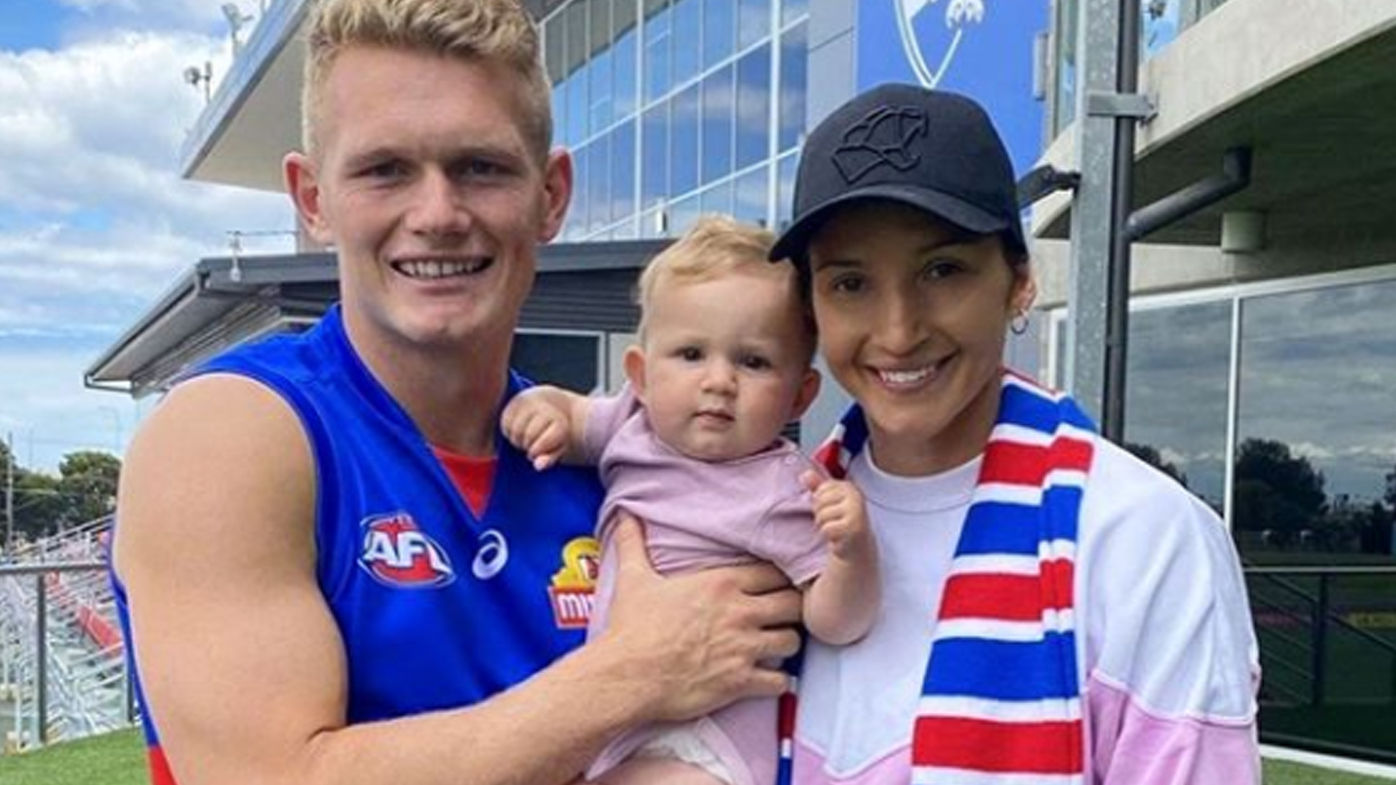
302, 0, 552, 162
637, 215, 816, 361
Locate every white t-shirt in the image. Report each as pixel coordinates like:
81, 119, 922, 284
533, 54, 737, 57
793, 439, 1261, 785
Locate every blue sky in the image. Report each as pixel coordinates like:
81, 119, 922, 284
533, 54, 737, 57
0, 0, 289, 471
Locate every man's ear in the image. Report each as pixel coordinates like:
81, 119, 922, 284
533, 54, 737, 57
538, 148, 573, 242
789, 367, 822, 421
285, 152, 333, 246
622, 343, 648, 404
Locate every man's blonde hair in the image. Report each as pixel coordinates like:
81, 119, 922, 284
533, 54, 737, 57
637, 215, 816, 359
302, 0, 552, 161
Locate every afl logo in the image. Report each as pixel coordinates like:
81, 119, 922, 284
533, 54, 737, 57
358, 512, 455, 588
895, 0, 985, 88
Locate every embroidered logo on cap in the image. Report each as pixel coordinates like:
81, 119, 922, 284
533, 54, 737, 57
832, 105, 928, 184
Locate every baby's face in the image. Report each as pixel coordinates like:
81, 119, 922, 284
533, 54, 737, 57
631, 270, 816, 462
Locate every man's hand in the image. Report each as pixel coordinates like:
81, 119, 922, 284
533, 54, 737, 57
501, 390, 572, 471
591, 515, 803, 723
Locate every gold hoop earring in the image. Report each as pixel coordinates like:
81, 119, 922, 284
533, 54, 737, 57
1010, 311, 1030, 336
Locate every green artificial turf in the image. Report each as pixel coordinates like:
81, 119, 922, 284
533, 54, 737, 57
0, 727, 147, 785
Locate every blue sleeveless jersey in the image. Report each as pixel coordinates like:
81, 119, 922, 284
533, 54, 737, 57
113, 306, 605, 763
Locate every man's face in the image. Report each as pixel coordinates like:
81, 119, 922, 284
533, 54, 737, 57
286, 45, 569, 361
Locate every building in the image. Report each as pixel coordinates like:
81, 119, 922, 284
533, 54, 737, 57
87, 0, 1396, 769
1033, 0, 1396, 766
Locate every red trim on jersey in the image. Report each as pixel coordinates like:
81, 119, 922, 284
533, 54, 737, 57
148, 745, 178, 785
431, 446, 497, 519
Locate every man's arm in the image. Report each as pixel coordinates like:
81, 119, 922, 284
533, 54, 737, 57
116, 375, 803, 785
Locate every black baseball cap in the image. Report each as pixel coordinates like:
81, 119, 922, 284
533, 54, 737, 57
769, 84, 1025, 263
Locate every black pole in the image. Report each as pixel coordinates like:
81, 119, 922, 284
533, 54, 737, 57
1102, 0, 1141, 444
36, 572, 49, 745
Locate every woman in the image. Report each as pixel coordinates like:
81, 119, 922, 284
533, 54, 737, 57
770, 84, 1260, 785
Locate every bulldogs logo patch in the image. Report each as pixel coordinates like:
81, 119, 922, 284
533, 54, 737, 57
358, 512, 456, 588
548, 537, 600, 629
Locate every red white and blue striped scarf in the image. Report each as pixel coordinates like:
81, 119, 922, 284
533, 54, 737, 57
778, 371, 1096, 785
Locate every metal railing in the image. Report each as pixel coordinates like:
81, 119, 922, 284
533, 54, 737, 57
1245, 565, 1396, 764
0, 516, 133, 754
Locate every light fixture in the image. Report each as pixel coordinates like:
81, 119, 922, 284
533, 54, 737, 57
1221, 210, 1267, 254
183, 61, 213, 103
221, 3, 255, 55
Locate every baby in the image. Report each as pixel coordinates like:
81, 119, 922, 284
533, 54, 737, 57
502, 215, 879, 785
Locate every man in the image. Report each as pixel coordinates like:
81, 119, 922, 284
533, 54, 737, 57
112, 2, 801, 784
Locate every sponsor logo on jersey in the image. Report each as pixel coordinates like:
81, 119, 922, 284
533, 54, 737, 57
358, 512, 455, 588
548, 537, 600, 629
472, 529, 510, 580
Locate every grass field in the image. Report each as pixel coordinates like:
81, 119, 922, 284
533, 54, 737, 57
0, 728, 1392, 784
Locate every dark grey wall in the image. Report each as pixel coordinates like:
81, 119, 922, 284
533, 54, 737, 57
521, 268, 642, 333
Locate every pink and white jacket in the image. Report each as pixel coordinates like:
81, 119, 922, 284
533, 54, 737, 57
792, 434, 1261, 785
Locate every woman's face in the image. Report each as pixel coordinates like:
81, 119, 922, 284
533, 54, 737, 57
807, 201, 1034, 477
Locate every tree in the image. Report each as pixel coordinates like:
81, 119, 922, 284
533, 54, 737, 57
1233, 438, 1327, 549
14, 471, 64, 541
1124, 442, 1189, 488
1, 448, 121, 547
1385, 464, 1396, 509
56, 451, 121, 527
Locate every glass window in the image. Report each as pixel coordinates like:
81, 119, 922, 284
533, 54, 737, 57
700, 179, 733, 216
641, 102, 668, 209
672, 83, 701, 196
672, 0, 702, 87
1124, 301, 1232, 514
1232, 278, 1396, 763
551, 84, 567, 150
613, 218, 638, 240
590, 0, 612, 56
567, 64, 590, 145
700, 65, 735, 186
737, 0, 771, 50
640, 207, 664, 239
590, 49, 614, 133
512, 333, 601, 392
735, 43, 771, 170
1144, 0, 1182, 59
780, 0, 807, 26
567, 1, 589, 73
1053, 0, 1078, 135
615, 0, 638, 36
733, 164, 768, 228
569, 140, 591, 237
776, 152, 797, 229
1234, 280, 1396, 565
669, 192, 701, 235
613, 26, 639, 119
545, 14, 567, 86
610, 118, 636, 224
589, 134, 611, 235
703, 0, 735, 68
643, 1, 672, 102
778, 21, 807, 152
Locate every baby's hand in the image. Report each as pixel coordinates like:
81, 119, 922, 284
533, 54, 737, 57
801, 471, 873, 561
501, 392, 570, 471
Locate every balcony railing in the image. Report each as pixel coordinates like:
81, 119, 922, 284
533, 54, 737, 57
1246, 565, 1396, 765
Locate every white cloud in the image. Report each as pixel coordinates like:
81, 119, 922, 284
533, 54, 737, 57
0, 26, 291, 331
0, 5, 293, 470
